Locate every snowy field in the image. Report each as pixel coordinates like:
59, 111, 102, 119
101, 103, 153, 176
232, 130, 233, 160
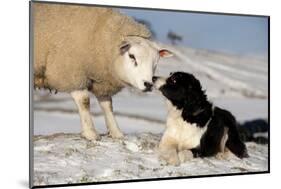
32, 45, 269, 186
33, 134, 268, 185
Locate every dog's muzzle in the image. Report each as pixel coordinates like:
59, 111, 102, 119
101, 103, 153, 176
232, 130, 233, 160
152, 76, 166, 89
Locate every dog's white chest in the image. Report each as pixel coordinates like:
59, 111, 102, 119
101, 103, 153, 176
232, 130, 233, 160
165, 103, 207, 150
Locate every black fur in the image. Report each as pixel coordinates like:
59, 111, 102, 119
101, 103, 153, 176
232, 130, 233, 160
156, 72, 248, 159
238, 119, 268, 144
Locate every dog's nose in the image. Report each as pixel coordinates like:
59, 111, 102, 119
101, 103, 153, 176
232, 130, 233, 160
144, 81, 153, 92
152, 76, 158, 83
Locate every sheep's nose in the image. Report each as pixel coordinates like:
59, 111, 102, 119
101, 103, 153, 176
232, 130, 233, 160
152, 76, 158, 83
143, 81, 153, 92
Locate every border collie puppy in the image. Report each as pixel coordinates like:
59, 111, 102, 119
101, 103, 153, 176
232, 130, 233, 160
153, 72, 248, 165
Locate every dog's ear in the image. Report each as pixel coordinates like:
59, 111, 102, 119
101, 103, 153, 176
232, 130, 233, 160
182, 91, 202, 120
185, 75, 203, 94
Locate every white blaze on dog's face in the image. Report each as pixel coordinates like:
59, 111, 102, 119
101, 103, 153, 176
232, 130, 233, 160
115, 37, 173, 92
153, 76, 167, 90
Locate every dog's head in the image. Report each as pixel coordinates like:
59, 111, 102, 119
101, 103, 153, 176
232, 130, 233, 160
153, 72, 206, 110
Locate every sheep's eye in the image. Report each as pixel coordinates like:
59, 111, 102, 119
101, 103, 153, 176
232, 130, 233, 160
129, 54, 135, 60
129, 54, 137, 66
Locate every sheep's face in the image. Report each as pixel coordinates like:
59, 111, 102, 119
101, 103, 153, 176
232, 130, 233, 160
116, 38, 173, 92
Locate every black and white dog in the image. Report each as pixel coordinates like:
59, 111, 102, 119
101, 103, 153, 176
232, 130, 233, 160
153, 72, 248, 165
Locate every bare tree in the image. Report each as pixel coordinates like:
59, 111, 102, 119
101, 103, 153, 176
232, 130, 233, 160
167, 31, 183, 45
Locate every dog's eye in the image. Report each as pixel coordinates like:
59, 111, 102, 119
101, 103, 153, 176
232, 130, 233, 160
169, 76, 177, 85
129, 54, 137, 66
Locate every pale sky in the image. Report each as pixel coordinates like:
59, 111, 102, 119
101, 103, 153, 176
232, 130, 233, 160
119, 8, 268, 57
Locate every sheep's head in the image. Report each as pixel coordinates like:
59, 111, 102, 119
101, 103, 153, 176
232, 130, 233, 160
115, 36, 173, 92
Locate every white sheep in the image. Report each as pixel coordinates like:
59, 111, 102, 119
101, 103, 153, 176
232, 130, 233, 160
32, 3, 172, 140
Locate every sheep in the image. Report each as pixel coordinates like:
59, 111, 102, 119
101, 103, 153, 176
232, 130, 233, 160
32, 3, 173, 141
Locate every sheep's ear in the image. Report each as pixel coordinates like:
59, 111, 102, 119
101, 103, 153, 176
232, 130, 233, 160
120, 41, 131, 55
159, 49, 173, 58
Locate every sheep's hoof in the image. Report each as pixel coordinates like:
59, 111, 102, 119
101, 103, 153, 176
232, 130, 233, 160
81, 131, 101, 141
109, 131, 124, 139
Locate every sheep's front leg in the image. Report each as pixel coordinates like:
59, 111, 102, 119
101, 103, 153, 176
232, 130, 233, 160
98, 96, 124, 139
71, 90, 100, 141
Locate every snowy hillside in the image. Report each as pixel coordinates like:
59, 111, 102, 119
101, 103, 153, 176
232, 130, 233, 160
32, 45, 268, 186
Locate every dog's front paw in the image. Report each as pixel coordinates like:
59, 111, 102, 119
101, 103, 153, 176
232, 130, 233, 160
178, 150, 193, 163
159, 152, 180, 166
166, 156, 180, 166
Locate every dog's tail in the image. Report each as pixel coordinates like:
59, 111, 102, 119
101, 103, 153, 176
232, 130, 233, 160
217, 108, 249, 158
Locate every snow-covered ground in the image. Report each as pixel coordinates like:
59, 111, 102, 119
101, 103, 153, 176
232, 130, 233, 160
32, 45, 268, 186
33, 133, 268, 186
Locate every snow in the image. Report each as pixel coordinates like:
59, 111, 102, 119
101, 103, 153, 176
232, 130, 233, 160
33, 133, 268, 186
32, 45, 268, 186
